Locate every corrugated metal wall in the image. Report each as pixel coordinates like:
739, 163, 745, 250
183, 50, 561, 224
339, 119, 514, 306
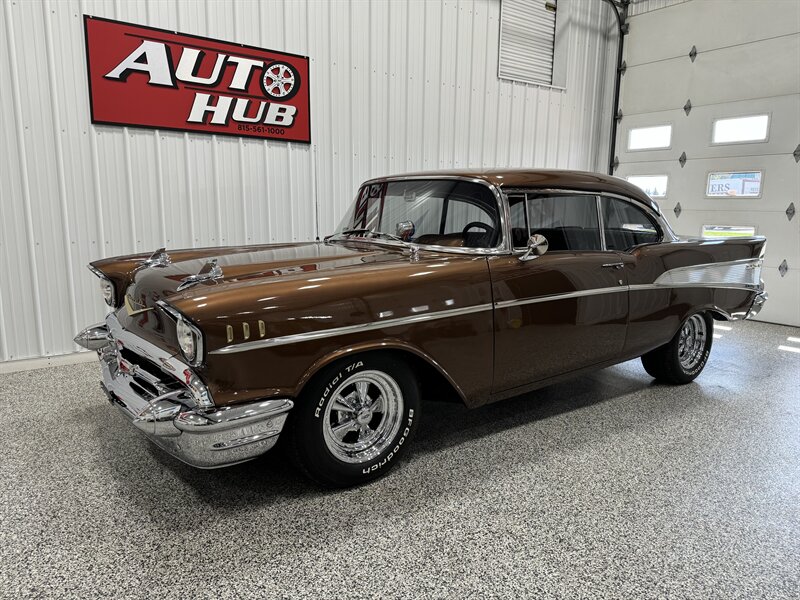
0, 0, 615, 363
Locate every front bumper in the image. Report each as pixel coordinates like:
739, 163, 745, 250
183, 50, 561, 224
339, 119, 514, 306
76, 313, 293, 468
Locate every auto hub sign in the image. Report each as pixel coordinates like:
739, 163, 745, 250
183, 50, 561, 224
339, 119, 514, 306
83, 16, 310, 143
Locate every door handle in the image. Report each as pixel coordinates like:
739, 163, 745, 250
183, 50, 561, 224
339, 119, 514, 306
602, 262, 624, 269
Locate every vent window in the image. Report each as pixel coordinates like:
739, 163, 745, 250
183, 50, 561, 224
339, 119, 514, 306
499, 0, 557, 86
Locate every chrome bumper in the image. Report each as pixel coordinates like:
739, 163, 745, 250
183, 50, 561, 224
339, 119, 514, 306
746, 290, 768, 320
76, 315, 293, 469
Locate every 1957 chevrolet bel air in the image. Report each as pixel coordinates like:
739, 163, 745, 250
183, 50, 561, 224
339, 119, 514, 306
75, 169, 767, 487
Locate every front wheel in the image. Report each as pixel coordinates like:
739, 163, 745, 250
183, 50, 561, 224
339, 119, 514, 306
288, 353, 420, 488
641, 312, 714, 384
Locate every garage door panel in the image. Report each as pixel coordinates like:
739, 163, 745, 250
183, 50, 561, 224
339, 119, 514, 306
621, 35, 800, 115
618, 95, 800, 163
753, 268, 799, 327
627, 0, 800, 66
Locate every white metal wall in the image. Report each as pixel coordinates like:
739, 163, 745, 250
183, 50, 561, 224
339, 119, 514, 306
0, 0, 616, 363
616, 0, 800, 326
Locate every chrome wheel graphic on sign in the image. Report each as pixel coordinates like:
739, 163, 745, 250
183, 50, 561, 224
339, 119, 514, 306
261, 61, 300, 100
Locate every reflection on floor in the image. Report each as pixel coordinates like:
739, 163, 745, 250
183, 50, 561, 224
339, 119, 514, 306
1, 320, 798, 598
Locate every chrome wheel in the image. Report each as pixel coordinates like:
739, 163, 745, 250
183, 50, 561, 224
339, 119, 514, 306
678, 314, 707, 371
262, 63, 296, 98
322, 370, 404, 464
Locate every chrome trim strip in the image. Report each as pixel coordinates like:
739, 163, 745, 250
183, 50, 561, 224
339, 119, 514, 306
209, 303, 494, 354
495, 286, 626, 310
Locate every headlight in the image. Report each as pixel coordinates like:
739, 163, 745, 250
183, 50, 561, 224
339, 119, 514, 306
157, 301, 205, 366
88, 265, 115, 306
176, 316, 203, 365
176, 318, 196, 362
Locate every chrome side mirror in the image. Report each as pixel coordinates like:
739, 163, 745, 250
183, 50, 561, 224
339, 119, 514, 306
396, 220, 416, 241
519, 234, 548, 262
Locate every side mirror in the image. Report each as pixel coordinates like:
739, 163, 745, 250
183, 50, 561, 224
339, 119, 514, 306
519, 234, 548, 262
396, 220, 416, 241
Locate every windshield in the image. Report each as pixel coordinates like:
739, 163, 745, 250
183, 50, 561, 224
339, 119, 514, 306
330, 179, 502, 249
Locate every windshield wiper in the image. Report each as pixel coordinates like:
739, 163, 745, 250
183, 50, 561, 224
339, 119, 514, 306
325, 229, 406, 243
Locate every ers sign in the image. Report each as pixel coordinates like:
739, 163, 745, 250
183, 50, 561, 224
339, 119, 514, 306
83, 16, 310, 143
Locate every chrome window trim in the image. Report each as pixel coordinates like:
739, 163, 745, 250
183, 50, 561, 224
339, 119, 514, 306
596, 194, 607, 252
209, 302, 495, 355
503, 187, 677, 249
340, 175, 512, 256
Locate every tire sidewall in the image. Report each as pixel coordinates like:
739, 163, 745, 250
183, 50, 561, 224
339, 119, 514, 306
294, 353, 420, 486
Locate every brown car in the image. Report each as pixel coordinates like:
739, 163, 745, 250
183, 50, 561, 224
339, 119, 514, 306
75, 169, 767, 487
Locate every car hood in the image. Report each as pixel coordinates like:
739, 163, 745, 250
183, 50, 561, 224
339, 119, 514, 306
120, 241, 411, 310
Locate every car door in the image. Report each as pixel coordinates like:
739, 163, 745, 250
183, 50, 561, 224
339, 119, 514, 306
489, 192, 630, 394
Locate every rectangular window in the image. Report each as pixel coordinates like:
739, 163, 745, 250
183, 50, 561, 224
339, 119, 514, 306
706, 171, 763, 198
701, 225, 756, 238
627, 125, 672, 151
712, 114, 769, 144
498, 0, 557, 86
626, 175, 668, 198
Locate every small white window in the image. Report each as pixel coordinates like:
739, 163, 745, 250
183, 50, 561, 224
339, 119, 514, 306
628, 125, 672, 151
712, 114, 769, 144
701, 225, 756, 238
706, 171, 763, 198
626, 175, 668, 198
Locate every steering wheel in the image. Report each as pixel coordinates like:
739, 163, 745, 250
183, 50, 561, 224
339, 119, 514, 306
462, 221, 496, 247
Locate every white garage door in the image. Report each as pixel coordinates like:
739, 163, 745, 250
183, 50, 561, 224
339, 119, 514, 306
615, 0, 800, 326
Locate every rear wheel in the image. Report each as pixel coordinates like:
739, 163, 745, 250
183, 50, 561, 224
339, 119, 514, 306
288, 353, 420, 488
641, 312, 714, 384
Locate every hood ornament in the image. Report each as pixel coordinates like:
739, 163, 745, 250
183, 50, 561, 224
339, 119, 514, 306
136, 247, 171, 271
177, 259, 223, 291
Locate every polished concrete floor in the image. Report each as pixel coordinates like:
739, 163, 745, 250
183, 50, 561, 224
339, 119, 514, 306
1, 320, 799, 599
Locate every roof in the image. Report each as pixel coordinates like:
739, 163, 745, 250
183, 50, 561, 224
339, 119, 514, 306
364, 169, 661, 214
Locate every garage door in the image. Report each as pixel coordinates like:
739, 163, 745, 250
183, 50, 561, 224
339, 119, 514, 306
614, 0, 800, 326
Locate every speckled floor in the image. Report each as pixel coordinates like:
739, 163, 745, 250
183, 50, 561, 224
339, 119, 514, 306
1, 320, 799, 599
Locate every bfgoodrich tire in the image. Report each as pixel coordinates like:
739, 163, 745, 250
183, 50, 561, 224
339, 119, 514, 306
641, 311, 714, 384
288, 353, 420, 488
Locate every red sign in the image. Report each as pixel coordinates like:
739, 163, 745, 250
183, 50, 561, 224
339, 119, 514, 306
83, 16, 310, 143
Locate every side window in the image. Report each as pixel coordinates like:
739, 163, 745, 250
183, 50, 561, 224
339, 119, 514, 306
602, 197, 661, 251
508, 195, 529, 248
527, 194, 602, 252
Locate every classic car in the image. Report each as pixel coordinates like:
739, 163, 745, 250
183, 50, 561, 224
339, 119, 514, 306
75, 169, 768, 487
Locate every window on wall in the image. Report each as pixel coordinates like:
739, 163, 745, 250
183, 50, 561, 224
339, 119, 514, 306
499, 0, 558, 86
628, 125, 672, 151
712, 114, 769, 144
626, 175, 668, 198
701, 225, 757, 238
706, 171, 763, 198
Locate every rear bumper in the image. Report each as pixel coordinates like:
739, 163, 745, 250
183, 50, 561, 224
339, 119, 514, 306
77, 315, 293, 468
746, 290, 768, 320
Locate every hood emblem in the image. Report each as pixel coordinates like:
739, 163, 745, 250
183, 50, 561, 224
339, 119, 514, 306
177, 259, 223, 291
124, 294, 153, 316
135, 247, 171, 271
